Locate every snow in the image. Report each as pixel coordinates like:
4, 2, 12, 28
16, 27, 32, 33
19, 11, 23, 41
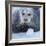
26, 28, 34, 36
12, 28, 40, 39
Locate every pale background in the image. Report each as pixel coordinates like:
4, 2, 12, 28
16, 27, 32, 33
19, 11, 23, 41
0, 0, 46, 46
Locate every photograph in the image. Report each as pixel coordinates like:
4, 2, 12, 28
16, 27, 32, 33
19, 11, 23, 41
11, 7, 40, 39
5, 1, 45, 45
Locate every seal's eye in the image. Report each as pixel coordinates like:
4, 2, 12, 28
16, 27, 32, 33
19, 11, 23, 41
28, 14, 31, 16
22, 13, 25, 15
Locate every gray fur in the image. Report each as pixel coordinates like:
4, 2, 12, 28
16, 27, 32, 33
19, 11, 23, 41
12, 8, 40, 33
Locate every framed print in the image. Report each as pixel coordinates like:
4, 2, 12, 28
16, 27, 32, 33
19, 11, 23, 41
5, 1, 45, 46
